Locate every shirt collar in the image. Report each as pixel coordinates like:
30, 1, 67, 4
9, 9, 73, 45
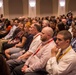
33, 33, 41, 39
61, 45, 71, 54
42, 38, 53, 46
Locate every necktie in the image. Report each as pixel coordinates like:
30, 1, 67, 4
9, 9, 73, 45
56, 50, 63, 63
56, 46, 72, 63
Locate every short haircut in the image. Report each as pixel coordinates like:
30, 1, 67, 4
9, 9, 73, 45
58, 30, 72, 43
34, 24, 42, 32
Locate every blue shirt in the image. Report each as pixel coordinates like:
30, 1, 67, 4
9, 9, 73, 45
71, 38, 76, 52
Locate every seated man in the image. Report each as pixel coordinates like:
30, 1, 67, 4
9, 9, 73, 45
46, 30, 76, 75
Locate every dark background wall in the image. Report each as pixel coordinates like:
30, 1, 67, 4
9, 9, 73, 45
40, 0, 53, 16
66, 0, 76, 15
68, 0, 76, 12
9, 0, 23, 18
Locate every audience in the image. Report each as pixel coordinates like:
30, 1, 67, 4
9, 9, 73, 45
0, 12, 76, 75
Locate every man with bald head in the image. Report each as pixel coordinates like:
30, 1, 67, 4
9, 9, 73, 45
11, 27, 56, 75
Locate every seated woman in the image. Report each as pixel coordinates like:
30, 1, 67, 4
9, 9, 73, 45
4, 24, 33, 59
0, 54, 10, 75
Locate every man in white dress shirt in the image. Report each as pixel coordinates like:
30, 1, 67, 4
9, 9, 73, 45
46, 30, 76, 75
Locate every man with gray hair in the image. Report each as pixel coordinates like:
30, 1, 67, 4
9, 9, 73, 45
42, 20, 50, 28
